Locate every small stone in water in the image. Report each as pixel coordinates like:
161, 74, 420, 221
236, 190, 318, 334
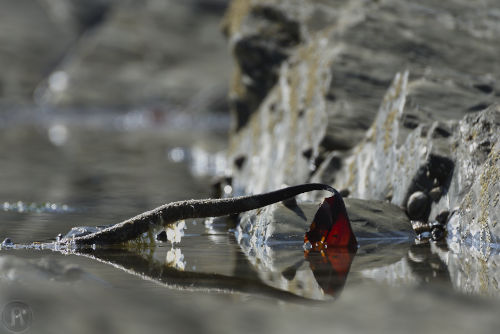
407, 191, 430, 220
431, 226, 445, 241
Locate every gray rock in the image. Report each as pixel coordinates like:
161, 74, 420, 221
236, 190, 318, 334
225, 0, 500, 198
38, 0, 231, 109
0, 0, 231, 109
38, 0, 113, 34
407, 191, 430, 221
427, 106, 500, 250
223, 0, 500, 254
0, 0, 75, 102
328, 86, 499, 244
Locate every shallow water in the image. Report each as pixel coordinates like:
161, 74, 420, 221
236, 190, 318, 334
0, 108, 499, 333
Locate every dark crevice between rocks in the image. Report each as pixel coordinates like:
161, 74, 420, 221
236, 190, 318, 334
249, 6, 302, 48
230, 98, 255, 132
320, 135, 356, 152
230, 5, 301, 130
302, 148, 313, 160
402, 113, 420, 130
233, 155, 247, 170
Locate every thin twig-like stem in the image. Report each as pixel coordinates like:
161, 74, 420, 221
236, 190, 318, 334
67, 183, 338, 246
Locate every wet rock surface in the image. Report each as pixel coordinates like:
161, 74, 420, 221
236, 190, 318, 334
223, 0, 500, 295
223, 0, 500, 243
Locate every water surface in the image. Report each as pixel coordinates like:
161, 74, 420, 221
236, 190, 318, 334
0, 108, 498, 333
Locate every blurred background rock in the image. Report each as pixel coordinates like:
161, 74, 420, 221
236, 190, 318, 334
0, 0, 230, 112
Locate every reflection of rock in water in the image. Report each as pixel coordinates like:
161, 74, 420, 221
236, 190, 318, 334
437, 240, 500, 297
236, 200, 415, 300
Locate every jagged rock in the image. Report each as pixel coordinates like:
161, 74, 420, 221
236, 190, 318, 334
327, 72, 459, 212
223, 0, 500, 253
445, 108, 500, 250
227, 35, 335, 195
325, 79, 499, 244
225, 0, 500, 199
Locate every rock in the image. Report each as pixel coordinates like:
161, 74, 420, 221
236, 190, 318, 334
222, 1, 303, 130
38, 0, 113, 34
318, 71, 456, 209
426, 106, 500, 251
237, 198, 414, 257
431, 226, 445, 241
407, 191, 430, 221
38, 0, 231, 109
236, 198, 415, 299
224, 0, 500, 197
0, 0, 75, 102
449, 140, 500, 251
222, 0, 500, 254
0, 0, 230, 110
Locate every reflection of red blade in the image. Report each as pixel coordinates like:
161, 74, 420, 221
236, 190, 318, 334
304, 195, 357, 252
306, 247, 356, 298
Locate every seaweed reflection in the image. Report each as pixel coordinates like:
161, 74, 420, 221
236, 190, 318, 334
72, 244, 356, 303
306, 248, 357, 298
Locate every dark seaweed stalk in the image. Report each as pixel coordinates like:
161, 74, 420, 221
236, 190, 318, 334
67, 183, 338, 246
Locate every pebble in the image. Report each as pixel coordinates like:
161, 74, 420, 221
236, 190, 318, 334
407, 191, 430, 220
431, 226, 445, 241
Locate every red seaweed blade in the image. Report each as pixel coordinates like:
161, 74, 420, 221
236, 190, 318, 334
304, 195, 357, 252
